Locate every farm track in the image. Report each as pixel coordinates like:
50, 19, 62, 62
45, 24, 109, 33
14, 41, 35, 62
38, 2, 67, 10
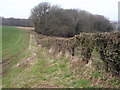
11, 27, 36, 66
26, 33, 58, 88
13, 34, 36, 68
2, 26, 61, 88
14, 27, 56, 88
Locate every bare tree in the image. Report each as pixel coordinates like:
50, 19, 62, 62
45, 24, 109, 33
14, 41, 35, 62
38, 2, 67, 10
30, 2, 113, 37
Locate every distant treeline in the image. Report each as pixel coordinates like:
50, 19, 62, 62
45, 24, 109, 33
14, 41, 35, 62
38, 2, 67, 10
30, 2, 114, 37
1, 17, 32, 27
112, 22, 118, 30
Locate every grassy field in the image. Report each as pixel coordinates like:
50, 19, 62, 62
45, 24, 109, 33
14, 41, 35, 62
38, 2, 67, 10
0, 26, 2, 88
2, 26, 120, 88
0, 26, 2, 60
2, 26, 30, 87
2, 26, 30, 61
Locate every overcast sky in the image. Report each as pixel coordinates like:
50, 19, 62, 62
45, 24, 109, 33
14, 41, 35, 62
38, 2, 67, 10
0, 0, 119, 21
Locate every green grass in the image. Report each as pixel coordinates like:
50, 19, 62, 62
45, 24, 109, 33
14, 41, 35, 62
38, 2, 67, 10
71, 79, 91, 88
0, 25, 2, 61
2, 27, 120, 88
2, 26, 29, 60
2, 26, 30, 87
92, 71, 101, 78
4, 44, 119, 88
0, 26, 2, 88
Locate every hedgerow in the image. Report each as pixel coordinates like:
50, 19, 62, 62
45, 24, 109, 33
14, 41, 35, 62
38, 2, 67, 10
36, 31, 120, 75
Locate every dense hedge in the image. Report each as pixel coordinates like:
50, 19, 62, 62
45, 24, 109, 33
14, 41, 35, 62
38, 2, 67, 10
36, 31, 120, 75
94, 32, 120, 75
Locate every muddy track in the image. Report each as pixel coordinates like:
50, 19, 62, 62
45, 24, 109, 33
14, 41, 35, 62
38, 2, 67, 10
3, 27, 61, 88
13, 32, 37, 68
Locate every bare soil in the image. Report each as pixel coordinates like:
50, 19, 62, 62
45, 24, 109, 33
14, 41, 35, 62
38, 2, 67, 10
16, 26, 34, 31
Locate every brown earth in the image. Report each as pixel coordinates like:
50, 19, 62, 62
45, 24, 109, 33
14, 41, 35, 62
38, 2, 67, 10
16, 26, 34, 31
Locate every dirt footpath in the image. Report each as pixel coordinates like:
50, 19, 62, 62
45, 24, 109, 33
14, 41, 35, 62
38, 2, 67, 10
16, 26, 34, 31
